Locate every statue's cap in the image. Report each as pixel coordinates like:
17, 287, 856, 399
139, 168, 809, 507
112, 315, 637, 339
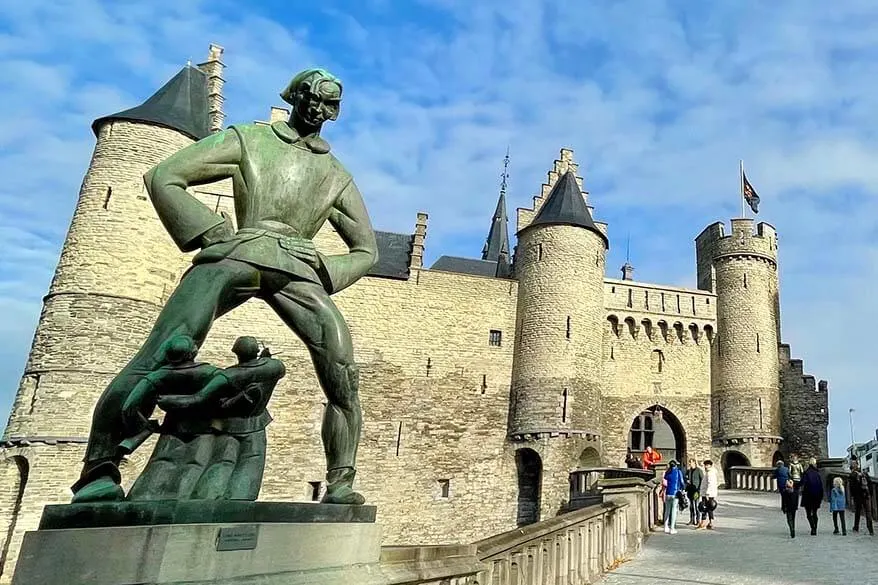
280, 69, 343, 106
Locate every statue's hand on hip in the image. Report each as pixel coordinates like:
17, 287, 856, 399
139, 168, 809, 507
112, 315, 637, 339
201, 211, 236, 249
280, 236, 320, 270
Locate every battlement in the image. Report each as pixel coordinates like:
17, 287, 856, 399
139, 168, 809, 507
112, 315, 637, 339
604, 278, 716, 322
696, 219, 778, 266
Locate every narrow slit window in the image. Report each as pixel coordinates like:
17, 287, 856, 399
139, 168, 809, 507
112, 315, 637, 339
743, 273, 748, 288
627, 289, 633, 308
103, 186, 112, 210
561, 388, 569, 423
645, 290, 650, 310
756, 333, 760, 353
758, 398, 764, 429
566, 316, 571, 339
661, 293, 666, 312
481, 374, 487, 394
308, 481, 322, 502
538, 243, 543, 261
438, 479, 451, 498
395, 421, 403, 456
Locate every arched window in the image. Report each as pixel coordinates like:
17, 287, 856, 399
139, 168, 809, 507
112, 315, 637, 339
652, 349, 664, 373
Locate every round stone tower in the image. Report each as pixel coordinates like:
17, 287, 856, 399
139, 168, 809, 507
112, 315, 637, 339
4, 64, 213, 442
695, 218, 781, 472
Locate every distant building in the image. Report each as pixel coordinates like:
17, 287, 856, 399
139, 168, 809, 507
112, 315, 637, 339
0, 44, 830, 578
848, 431, 878, 477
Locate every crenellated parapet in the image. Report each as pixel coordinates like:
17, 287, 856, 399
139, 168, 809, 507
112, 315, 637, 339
778, 343, 829, 459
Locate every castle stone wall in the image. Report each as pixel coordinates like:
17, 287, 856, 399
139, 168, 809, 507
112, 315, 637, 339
601, 310, 713, 467
779, 344, 829, 460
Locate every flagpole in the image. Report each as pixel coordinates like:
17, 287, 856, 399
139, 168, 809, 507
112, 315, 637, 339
740, 160, 746, 218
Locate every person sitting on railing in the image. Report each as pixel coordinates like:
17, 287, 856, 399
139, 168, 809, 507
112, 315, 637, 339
625, 448, 641, 469
774, 460, 790, 513
849, 460, 874, 535
642, 446, 662, 470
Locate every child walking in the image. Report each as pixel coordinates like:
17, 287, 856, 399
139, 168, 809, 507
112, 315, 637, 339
830, 476, 847, 535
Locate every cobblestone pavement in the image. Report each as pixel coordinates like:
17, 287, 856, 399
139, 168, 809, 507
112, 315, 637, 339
602, 490, 878, 585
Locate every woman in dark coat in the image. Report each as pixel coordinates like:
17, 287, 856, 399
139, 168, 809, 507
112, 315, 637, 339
800, 458, 825, 536
782, 479, 799, 538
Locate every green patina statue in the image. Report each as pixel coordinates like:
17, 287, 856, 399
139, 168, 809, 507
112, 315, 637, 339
71, 68, 378, 505
123, 335, 286, 501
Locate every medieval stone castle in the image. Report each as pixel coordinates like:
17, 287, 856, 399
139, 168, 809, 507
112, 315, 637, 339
0, 45, 829, 580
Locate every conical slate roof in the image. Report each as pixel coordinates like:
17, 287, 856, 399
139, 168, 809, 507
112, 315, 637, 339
522, 171, 608, 248
92, 65, 210, 140
482, 192, 511, 276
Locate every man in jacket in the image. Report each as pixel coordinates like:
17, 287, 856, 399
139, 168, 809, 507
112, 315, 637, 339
849, 460, 874, 535
686, 458, 703, 526
800, 458, 824, 535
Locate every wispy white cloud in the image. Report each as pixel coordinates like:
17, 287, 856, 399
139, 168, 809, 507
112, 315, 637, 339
1, 0, 877, 454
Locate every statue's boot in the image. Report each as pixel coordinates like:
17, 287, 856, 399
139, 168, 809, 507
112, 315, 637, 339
321, 467, 365, 505
70, 461, 124, 503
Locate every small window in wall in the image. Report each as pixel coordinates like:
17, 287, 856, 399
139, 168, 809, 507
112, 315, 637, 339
566, 316, 572, 339
758, 398, 764, 430
537, 243, 543, 261
743, 273, 748, 288
489, 330, 502, 347
691, 296, 696, 314
308, 481, 323, 502
438, 479, 451, 499
561, 388, 569, 423
676, 294, 681, 313
627, 289, 633, 308
661, 292, 666, 312
756, 333, 760, 353
651, 349, 664, 374
645, 290, 650, 310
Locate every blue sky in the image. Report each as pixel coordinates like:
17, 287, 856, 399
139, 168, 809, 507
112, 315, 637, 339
0, 0, 875, 456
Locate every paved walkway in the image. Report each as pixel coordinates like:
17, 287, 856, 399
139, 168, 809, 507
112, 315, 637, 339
603, 490, 878, 585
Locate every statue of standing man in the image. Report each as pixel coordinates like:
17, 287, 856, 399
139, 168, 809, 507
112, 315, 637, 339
72, 69, 378, 506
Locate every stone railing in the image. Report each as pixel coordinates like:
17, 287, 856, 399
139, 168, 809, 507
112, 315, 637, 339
472, 476, 657, 585
380, 545, 483, 584
727, 466, 777, 492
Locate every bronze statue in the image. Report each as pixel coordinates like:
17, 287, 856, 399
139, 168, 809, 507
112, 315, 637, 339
122, 335, 285, 501
72, 68, 378, 505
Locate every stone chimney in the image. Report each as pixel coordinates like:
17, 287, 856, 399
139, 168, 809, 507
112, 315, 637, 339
197, 43, 225, 133
621, 262, 634, 281
410, 212, 428, 270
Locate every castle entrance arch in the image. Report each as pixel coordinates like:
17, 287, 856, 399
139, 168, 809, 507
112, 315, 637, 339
772, 450, 785, 465
628, 405, 686, 464
515, 448, 542, 527
721, 450, 751, 487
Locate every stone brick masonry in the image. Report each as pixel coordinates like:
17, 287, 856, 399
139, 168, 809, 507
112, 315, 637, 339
0, 105, 829, 581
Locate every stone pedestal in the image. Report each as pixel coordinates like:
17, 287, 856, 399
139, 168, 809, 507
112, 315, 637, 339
13, 502, 384, 585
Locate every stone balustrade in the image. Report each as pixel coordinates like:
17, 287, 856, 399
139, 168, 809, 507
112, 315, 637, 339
727, 466, 777, 492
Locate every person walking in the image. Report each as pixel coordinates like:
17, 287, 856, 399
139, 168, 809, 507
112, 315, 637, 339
686, 458, 703, 526
849, 460, 874, 535
782, 479, 799, 538
663, 460, 687, 535
774, 460, 790, 513
697, 459, 719, 529
830, 476, 847, 536
789, 454, 804, 490
800, 458, 824, 536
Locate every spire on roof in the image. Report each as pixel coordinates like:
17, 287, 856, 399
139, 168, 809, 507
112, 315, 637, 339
92, 65, 210, 141
621, 233, 634, 280
522, 170, 608, 249
482, 148, 512, 277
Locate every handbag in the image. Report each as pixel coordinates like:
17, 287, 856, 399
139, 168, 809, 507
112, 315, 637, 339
677, 490, 689, 510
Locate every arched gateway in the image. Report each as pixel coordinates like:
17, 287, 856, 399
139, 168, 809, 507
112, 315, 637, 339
628, 405, 687, 463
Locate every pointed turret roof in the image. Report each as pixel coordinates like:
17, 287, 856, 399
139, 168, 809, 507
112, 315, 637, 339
482, 191, 512, 276
522, 171, 608, 248
92, 65, 210, 140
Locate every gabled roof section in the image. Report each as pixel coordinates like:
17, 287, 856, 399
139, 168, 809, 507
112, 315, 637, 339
92, 65, 210, 140
367, 231, 413, 280
521, 171, 608, 248
431, 256, 507, 278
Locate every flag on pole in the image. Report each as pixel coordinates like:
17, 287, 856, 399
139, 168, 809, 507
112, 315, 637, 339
742, 170, 760, 214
